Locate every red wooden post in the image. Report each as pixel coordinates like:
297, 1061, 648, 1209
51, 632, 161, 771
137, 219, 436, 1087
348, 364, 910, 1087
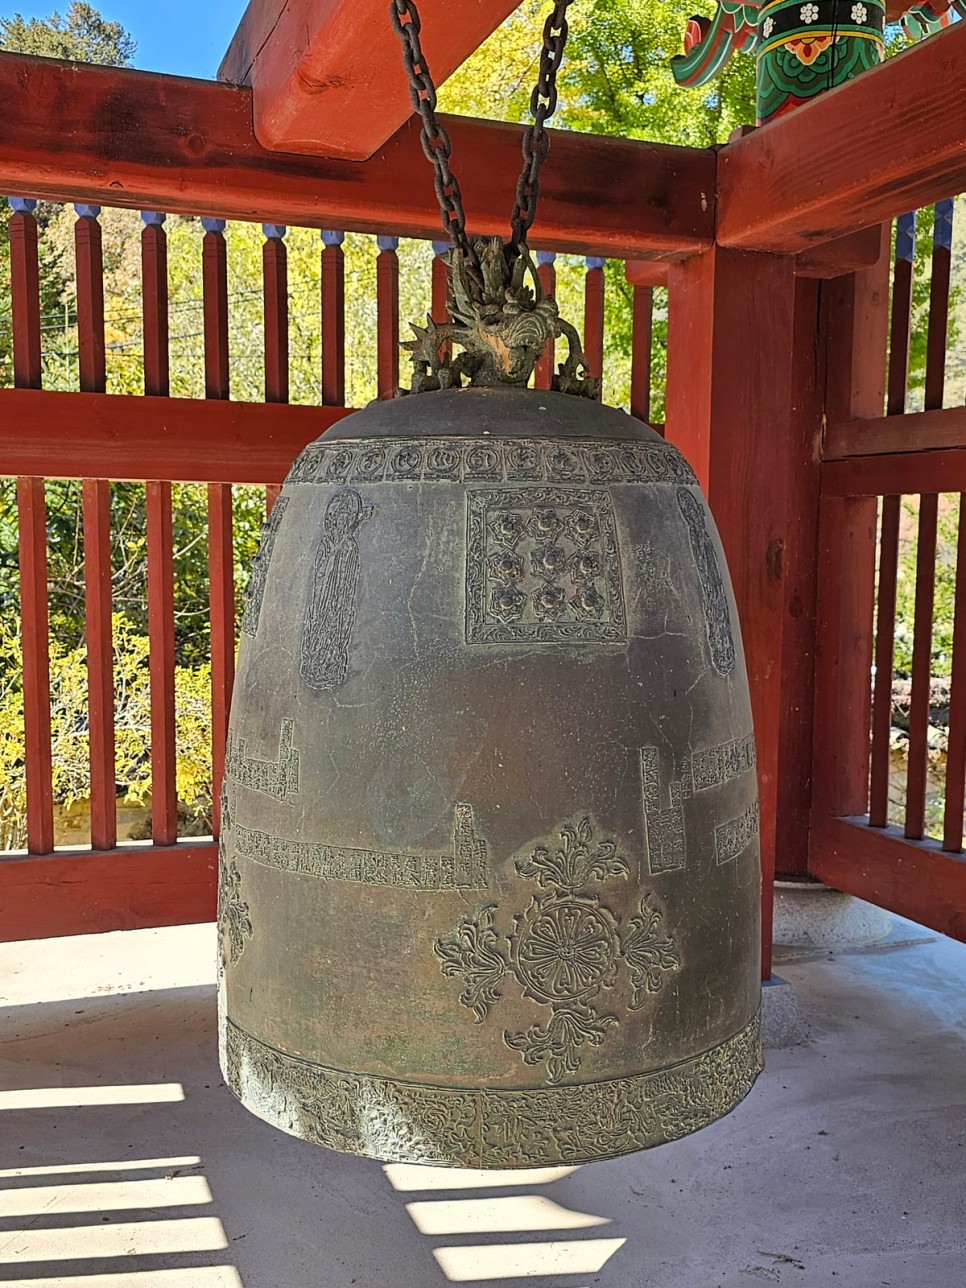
263, 224, 289, 405
630, 284, 653, 426
431, 241, 450, 323
9, 199, 53, 854
321, 230, 346, 406
203, 217, 234, 836
16, 476, 54, 855
870, 214, 916, 827
141, 212, 170, 396
665, 248, 826, 977
811, 228, 891, 830
535, 252, 556, 391
431, 240, 452, 371
75, 204, 116, 850
142, 212, 177, 846
583, 257, 605, 385
944, 491, 966, 851
376, 235, 400, 400
9, 199, 42, 389
263, 223, 288, 512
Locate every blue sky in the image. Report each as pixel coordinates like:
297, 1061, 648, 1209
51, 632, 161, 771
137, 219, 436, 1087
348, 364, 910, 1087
4, 1, 247, 80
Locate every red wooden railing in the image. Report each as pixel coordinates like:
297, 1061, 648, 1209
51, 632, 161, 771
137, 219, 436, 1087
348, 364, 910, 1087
811, 195, 966, 940
0, 192, 663, 941
3, 26, 966, 964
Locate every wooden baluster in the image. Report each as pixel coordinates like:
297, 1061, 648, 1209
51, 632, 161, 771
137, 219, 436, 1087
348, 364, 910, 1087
376, 235, 399, 401
907, 203, 953, 841
583, 256, 605, 386
869, 213, 916, 828
321, 230, 346, 406
630, 284, 654, 428
74, 204, 116, 851
431, 240, 452, 371
905, 493, 938, 839
945, 490, 966, 852
9, 198, 41, 389
263, 223, 289, 513
142, 211, 177, 846
203, 218, 234, 837
534, 252, 556, 391
9, 197, 53, 854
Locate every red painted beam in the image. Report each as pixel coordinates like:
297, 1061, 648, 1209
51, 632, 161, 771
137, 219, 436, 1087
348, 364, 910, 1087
0, 53, 713, 259
0, 844, 217, 941
0, 389, 350, 484
810, 814, 966, 943
823, 446, 966, 498
825, 406, 966, 461
221, 0, 520, 161
718, 21, 966, 253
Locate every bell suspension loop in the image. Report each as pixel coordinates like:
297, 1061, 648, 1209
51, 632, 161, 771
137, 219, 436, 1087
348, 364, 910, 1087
389, 0, 597, 398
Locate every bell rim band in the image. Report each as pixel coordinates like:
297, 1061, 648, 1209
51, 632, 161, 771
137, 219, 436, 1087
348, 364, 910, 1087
219, 1007, 763, 1169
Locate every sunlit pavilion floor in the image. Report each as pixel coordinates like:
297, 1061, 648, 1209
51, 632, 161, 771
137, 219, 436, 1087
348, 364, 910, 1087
1, 912, 965, 1288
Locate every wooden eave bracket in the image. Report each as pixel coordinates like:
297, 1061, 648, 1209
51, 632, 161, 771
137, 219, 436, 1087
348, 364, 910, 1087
220, 0, 522, 160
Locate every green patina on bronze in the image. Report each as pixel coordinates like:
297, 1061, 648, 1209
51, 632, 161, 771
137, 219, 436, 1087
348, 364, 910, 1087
671, 0, 964, 125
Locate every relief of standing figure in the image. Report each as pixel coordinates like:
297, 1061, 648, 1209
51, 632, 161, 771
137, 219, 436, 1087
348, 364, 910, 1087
300, 489, 373, 690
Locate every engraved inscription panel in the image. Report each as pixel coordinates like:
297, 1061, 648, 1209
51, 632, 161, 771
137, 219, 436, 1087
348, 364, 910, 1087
287, 435, 698, 489
715, 801, 760, 866
641, 734, 757, 876
241, 497, 289, 638
300, 489, 373, 691
223, 1010, 761, 1167
466, 488, 626, 645
676, 487, 736, 676
225, 720, 300, 801
234, 802, 487, 891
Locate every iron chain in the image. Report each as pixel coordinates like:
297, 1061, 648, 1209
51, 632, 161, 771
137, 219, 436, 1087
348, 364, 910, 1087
390, 0, 574, 274
509, 0, 573, 254
390, 0, 479, 275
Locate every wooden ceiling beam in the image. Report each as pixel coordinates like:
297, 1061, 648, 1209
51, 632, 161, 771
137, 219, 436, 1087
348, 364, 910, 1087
717, 22, 966, 254
220, 0, 521, 161
0, 54, 714, 259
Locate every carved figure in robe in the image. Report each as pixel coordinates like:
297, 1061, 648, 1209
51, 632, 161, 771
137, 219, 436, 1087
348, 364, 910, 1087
300, 489, 373, 690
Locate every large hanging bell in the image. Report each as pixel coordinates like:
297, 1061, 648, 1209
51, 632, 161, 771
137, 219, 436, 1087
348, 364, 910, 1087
218, 386, 762, 1167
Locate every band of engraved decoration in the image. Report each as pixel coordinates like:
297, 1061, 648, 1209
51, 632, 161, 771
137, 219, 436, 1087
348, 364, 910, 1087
286, 435, 698, 489
676, 487, 737, 676
233, 802, 487, 890
715, 801, 761, 866
241, 497, 289, 639
221, 1009, 762, 1167
466, 488, 627, 645
225, 720, 300, 801
641, 734, 757, 876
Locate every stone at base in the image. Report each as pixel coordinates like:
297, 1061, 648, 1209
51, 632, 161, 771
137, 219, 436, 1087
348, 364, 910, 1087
761, 973, 809, 1049
773, 880, 893, 950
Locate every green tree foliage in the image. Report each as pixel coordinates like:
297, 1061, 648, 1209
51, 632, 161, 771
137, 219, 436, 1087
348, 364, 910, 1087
0, 1, 135, 64
0, 614, 213, 849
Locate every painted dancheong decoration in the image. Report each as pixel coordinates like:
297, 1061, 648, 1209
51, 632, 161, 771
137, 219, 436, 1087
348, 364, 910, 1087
672, 0, 965, 125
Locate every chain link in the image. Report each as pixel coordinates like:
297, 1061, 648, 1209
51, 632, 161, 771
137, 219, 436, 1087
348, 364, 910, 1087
509, 0, 573, 255
390, 0, 573, 273
390, 0, 480, 277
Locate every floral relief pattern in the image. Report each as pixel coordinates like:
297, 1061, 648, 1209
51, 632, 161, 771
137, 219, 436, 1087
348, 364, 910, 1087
434, 816, 680, 1085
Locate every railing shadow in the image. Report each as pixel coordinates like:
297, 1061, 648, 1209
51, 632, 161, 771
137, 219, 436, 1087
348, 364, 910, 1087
0, 977, 630, 1286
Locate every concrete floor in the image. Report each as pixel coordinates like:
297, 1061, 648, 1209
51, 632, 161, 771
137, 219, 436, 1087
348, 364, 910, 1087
1, 919, 965, 1287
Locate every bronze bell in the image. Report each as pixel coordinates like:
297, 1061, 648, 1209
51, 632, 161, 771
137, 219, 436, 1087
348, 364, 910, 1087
218, 385, 762, 1167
